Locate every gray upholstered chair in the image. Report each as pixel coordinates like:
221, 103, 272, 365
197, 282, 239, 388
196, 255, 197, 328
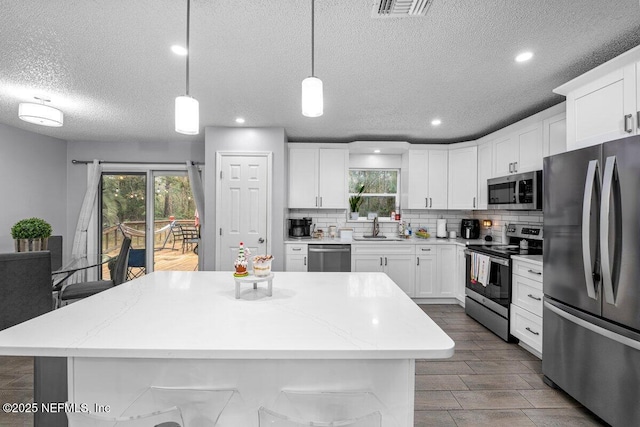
59, 237, 131, 305
48, 235, 63, 272
0, 251, 52, 330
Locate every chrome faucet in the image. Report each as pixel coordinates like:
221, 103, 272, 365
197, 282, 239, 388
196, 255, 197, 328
372, 216, 380, 237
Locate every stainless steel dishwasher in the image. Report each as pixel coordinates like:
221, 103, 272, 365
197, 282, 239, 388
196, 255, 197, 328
307, 244, 351, 272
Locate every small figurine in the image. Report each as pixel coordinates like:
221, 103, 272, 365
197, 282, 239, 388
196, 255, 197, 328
233, 242, 251, 277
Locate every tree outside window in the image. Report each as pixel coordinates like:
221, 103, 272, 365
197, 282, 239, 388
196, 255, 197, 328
349, 170, 399, 218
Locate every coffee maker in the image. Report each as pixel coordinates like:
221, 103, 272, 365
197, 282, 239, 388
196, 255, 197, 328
288, 217, 312, 239
460, 219, 480, 239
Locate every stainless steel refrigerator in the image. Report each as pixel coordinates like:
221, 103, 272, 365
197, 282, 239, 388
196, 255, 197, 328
543, 135, 640, 427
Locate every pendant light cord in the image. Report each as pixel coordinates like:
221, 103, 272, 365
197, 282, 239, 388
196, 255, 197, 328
186, 0, 191, 96
311, 0, 315, 77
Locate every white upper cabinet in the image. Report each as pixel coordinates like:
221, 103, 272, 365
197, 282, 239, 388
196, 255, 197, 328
493, 123, 543, 176
448, 146, 478, 209
554, 45, 640, 151
288, 148, 348, 209
476, 142, 492, 210
543, 112, 567, 157
403, 150, 448, 209
565, 66, 635, 150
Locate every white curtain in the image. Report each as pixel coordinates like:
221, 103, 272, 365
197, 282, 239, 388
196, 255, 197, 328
186, 162, 205, 226
72, 159, 103, 257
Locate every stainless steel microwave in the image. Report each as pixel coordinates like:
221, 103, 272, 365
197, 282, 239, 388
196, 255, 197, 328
487, 170, 542, 210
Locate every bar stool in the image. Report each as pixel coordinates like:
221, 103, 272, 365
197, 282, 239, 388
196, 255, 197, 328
66, 405, 183, 427
258, 390, 388, 427
122, 387, 246, 426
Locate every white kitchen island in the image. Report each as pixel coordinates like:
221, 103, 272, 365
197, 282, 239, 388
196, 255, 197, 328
0, 271, 454, 426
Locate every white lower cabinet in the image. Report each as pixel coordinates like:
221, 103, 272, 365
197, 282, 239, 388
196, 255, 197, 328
285, 243, 308, 272
436, 246, 456, 298
352, 245, 416, 297
456, 246, 466, 304
415, 246, 437, 297
415, 245, 457, 299
510, 258, 543, 357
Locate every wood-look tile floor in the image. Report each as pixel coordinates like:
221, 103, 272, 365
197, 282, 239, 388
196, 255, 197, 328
0, 304, 610, 426
416, 304, 609, 427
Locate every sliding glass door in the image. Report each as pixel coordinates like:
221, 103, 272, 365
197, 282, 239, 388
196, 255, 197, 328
153, 172, 198, 271
99, 168, 198, 279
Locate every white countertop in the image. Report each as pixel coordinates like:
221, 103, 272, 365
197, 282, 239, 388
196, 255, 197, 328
511, 254, 543, 265
285, 237, 487, 246
0, 272, 454, 360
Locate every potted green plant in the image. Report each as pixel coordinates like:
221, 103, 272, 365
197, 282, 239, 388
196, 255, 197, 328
348, 185, 365, 220
11, 217, 52, 252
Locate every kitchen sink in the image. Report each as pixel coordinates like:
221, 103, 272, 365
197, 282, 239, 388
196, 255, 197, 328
353, 236, 404, 241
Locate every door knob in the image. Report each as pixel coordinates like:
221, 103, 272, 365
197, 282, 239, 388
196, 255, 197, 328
258, 237, 265, 243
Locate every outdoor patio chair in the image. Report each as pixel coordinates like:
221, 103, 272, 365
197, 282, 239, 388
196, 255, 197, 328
127, 248, 146, 280
177, 224, 200, 253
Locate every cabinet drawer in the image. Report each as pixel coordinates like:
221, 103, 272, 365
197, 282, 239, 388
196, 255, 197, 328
285, 244, 308, 255
512, 274, 543, 317
352, 244, 414, 255
510, 304, 542, 354
513, 259, 543, 282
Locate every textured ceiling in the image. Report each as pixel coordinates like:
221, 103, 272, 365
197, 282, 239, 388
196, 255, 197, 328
1, 0, 640, 144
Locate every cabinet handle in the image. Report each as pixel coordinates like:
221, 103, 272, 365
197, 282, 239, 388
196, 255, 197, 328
292, 247, 302, 251
527, 294, 542, 301
473, 197, 476, 208
525, 327, 540, 336
304, 256, 307, 266
421, 248, 431, 251
319, 196, 322, 207
430, 197, 433, 208
380, 257, 383, 266
384, 257, 388, 266
527, 269, 542, 275
509, 162, 513, 173
637, 111, 640, 130
514, 162, 518, 172
315, 196, 318, 207
417, 257, 420, 266
425, 198, 428, 208
625, 114, 633, 133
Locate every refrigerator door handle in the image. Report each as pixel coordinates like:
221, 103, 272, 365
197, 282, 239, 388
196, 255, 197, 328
582, 159, 599, 299
545, 301, 640, 351
600, 155, 617, 305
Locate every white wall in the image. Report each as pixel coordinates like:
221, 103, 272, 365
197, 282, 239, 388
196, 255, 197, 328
0, 124, 67, 253
203, 127, 287, 271
66, 139, 205, 259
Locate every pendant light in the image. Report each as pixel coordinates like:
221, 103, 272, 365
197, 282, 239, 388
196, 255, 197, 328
175, 0, 199, 135
18, 97, 63, 127
302, 0, 323, 117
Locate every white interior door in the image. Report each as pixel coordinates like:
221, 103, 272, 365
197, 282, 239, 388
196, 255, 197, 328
217, 154, 270, 271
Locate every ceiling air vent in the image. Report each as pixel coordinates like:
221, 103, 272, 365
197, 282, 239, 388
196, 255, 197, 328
372, 0, 434, 18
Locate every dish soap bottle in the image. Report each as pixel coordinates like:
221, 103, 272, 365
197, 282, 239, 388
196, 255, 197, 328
398, 221, 405, 237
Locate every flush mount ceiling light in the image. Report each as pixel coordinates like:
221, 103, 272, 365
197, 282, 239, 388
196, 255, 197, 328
374, 149, 381, 153
175, 0, 199, 135
515, 51, 534, 62
171, 45, 188, 56
301, 0, 323, 117
235, 117, 245, 124
431, 119, 442, 126
18, 97, 63, 127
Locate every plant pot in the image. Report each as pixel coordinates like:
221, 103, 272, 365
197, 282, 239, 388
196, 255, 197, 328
14, 237, 49, 252
350, 212, 359, 220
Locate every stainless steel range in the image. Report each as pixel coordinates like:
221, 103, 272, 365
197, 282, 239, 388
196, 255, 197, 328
464, 223, 543, 341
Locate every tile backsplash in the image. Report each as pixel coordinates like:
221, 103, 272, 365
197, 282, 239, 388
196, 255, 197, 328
288, 209, 543, 243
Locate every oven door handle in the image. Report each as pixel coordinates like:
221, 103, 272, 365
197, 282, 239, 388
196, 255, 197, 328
464, 250, 510, 266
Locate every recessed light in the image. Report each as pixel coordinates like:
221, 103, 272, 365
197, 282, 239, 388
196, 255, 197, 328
515, 51, 533, 62
235, 117, 245, 124
431, 119, 441, 126
374, 149, 381, 153
171, 45, 188, 56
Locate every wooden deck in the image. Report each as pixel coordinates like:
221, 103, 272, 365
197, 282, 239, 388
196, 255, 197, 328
102, 246, 198, 279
